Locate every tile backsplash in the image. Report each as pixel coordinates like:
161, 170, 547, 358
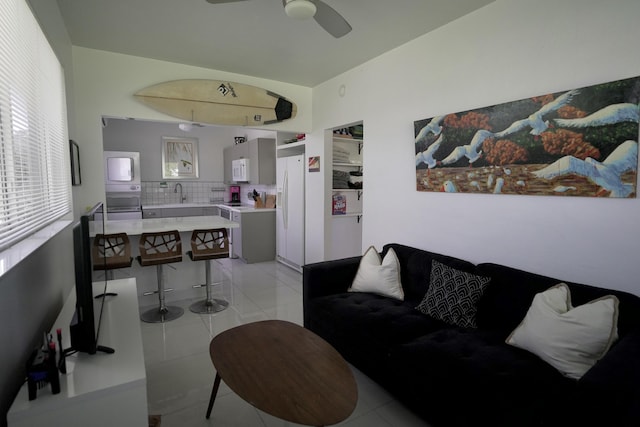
141, 181, 226, 205
141, 181, 276, 206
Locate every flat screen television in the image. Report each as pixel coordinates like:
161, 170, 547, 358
68, 202, 114, 355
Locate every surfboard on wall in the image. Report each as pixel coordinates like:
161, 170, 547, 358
134, 79, 297, 126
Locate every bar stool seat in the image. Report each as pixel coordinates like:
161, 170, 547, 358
92, 233, 133, 298
138, 230, 184, 323
188, 228, 230, 314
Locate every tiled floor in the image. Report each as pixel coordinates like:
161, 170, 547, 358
139, 258, 431, 427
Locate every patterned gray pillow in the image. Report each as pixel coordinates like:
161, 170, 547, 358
416, 259, 491, 328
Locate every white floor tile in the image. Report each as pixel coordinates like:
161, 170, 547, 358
141, 259, 427, 427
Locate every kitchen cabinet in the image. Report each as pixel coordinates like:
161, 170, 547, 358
248, 138, 276, 184
330, 215, 363, 260
231, 211, 242, 259
231, 210, 276, 263
224, 138, 275, 184
142, 208, 162, 218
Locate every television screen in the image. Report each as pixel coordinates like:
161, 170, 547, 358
68, 202, 114, 355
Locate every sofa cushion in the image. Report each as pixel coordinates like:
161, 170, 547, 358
349, 246, 403, 300
476, 262, 640, 339
507, 283, 619, 380
307, 292, 445, 348
389, 327, 574, 426
382, 243, 481, 305
305, 291, 447, 384
416, 260, 491, 328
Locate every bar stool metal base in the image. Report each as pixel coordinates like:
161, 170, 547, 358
141, 305, 185, 323
190, 255, 229, 314
189, 298, 229, 314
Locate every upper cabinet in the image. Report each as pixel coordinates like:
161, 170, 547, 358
224, 138, 275, 184
248, 138, 276, 184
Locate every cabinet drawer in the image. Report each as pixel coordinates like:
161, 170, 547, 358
142, 209, 161, 218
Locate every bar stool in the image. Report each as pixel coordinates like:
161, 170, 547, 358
188, 229, 230, 314
92, 233, 133, 298
138, 230, 184, 323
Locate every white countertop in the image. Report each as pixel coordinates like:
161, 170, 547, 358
141, 203, 275, 213
141, 202, 217, 209
91, 215, 239, 236
217, 204, 276, 213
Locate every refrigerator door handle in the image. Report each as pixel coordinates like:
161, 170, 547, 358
283, 169, 288, 229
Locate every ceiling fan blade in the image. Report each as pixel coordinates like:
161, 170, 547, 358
205, 0, 249, 4
312, 0, 351, 38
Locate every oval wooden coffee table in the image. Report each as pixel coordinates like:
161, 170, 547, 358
206, 320, 358, 426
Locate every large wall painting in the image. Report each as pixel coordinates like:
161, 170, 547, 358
414, 76, 640, 197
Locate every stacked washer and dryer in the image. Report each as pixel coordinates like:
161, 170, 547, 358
104, 151, 142, 220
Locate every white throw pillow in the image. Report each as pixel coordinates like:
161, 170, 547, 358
506, 283, 619, 380
348, 246, 404, 300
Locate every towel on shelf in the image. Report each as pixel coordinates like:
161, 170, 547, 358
333, 146, 351, 163
333, 170, 350, 189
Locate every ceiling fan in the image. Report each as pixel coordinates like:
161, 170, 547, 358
205, 0, 352, 38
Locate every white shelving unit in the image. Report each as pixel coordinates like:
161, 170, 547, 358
332, 136, 363, 217
276, 131, 305, 157
329, 126, 364, 260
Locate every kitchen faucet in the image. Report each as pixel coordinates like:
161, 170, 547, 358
174, 183, 185, 203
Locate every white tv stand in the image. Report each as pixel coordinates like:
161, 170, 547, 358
7, 278, 148, 427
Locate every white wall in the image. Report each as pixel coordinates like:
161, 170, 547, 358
308, 0, 640, 295
67, 0, 640, 296
102, 118, 236, 181
71, 47, 311, 215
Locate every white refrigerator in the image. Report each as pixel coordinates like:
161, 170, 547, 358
276, 155, 305, 271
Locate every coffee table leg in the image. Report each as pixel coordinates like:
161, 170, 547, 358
206, 373, 222, 419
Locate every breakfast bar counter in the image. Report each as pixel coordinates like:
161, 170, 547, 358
89, 215, 240, 306
91, 215, 239, 236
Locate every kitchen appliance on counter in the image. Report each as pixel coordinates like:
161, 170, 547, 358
104, 151, 142, 220
230, 185, 241, 204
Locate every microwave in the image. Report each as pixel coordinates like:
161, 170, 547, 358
232, 158, 250, 182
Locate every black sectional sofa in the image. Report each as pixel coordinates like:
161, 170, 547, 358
302, 243, 640, 427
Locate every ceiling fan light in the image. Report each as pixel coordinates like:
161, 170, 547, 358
284, 0, 317, 20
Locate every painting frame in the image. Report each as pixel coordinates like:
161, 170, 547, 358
308, 156, 320, 172
70, 139, 81, 186
162, 136, 199, 179
414, 75, 640, 198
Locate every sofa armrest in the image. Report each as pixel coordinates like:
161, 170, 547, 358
302, 256, 361, 328
575, 329, 640, 426
303, 256, 361, 300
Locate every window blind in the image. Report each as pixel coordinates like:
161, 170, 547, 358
0, 0, 71, 250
